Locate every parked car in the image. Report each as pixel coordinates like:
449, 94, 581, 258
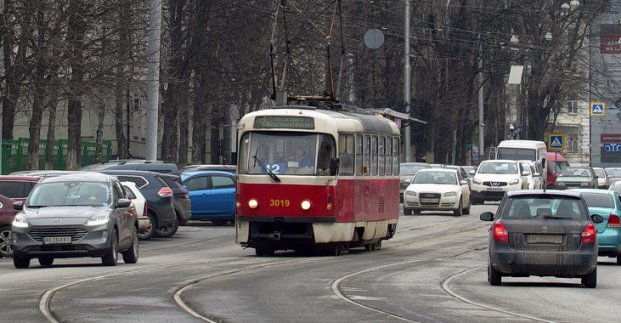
399, 162, 431, 201
555, 167, 598, 189
480, 190, 602, 287
121, 182, 149, 240
11, 173, 139, 268
181, 164, 237, 174
546, 152, 570, 188
569, 189, 621, 265
519, 161, 544, 190
0, 175, 41, 202
403, 168, 470, 216
159, 174, 192, 226
605, 167, 621, 185
82, 160, 179, 174
181, 170, 236, 225
95, 170, 177, 239
593, 167, 610, 189
0, 194, 19, 258
469, 160, 527, 205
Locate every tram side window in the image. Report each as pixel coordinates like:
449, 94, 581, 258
393, 137, 400, 175
378, 136, 385, 176
371, 136, 378, 176
317, 134, 336, 175
355, 134, 363, 176
338, 135, 355, 176
363, 135, 371, 176
386, 138, 392, 175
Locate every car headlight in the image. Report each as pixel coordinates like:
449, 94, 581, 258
444, 191, 457, 197
509, 179, 520, 185
86, 214, 109, 226
12, 214, 29, 228
405, 191, 417, 197
472, 178, 482, 184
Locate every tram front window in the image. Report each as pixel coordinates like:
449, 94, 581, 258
238, 132, 336, 176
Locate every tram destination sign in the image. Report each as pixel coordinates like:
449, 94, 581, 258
254, 116, 315, 129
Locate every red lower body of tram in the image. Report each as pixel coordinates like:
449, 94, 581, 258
235, 177, 399, 255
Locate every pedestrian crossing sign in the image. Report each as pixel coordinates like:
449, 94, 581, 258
590, 102, 606, 116
548, 133, 565, 151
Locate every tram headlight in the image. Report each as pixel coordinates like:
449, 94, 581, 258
248, 199, 258, 209
301, 200, 311, 210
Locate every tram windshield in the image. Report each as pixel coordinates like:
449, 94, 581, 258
238, 132, 336, 176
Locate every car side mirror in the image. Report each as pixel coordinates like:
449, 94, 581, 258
468, 170, 475, 175
117, 198, 131, 208
460, 180, 468, 185
533, 172, 540, 177
480, 212, 494, 221
521, 171, 529, 176
13, 201, 24, 210
591, 214, 604, 224
329, 157, 339, 176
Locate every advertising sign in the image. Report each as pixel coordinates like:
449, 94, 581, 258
601, 134, 621, 163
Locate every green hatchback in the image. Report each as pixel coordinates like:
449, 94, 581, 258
570, 189, 621, 265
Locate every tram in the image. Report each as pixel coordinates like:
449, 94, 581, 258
235, 105, 401, 256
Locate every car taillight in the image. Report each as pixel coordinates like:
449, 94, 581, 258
581, 223, 597, 245
493, 221, 509, 243
607, 214, 621, 228
158, 187, 173, 198
177, 193, 189, 199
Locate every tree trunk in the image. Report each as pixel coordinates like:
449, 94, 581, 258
95, 103, 105, 163
114, 0, 130, 159
26, 7, 47, 171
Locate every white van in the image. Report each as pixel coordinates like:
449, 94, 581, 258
495, 140, 547, 168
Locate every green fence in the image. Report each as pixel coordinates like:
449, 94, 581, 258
1, 138, 113, 174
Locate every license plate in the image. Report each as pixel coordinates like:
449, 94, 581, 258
527, 234, 562, 244
487, 187, 504, 191
44, 236, 72, 244
420, 198, 439, 203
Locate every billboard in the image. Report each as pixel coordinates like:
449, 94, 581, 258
601, 134, 621, 163
600, 24, 621, 54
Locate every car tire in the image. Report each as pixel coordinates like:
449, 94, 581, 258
38, 257, 54, 267
454, 200, 463, 216
488, 262, 501, 286
463, 200, 471, 215
255, 247, 274, 257
412, 209, 421, 215
102, 230, 119, 266
13, 256, 30, 269
155, 215, 179, 238
138, 212, 157, 240
122, 227, 139, 264
403, 208, 413, 215
0, 225, 13, 258
617, 254, 621, 265
582, 268, 597, 288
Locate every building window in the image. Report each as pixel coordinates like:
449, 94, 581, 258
567, 101, 578, 114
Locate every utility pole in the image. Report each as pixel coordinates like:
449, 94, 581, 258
478, 36, 485, 163
145, 0, 161, 160
404, 0, 412, 162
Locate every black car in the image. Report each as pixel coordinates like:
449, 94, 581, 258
159, 173, 192, 226
480, 190, 603, 288
82, 160, 180, 174
11, 173, 139, 268
95, 170, 177, 239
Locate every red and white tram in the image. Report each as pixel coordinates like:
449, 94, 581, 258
235, 105, 401, 256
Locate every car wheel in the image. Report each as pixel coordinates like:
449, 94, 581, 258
581, 268, 597, 288
617, 254, 621, 265
412, 209, 421, 215
454, 200, 463, 216
463, 200, 471, 215
13, 256, 30, 269
38, 257, 54, 267
0, 226, 13, 258
102, 229, 119, 266
122, 226, 139, 264
488, 262, 501, 286
255, 247, 274, 257
138, 212, 157, 240
403, 208, 413, 215
155, 215, 179, 238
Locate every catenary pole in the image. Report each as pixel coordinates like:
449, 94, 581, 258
404, 0, 412, 162
145, 0, 161, 160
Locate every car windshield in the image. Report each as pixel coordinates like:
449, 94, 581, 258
594, 169, 606, 177
581, 193, 614, 209
412, 171, 457, 185
497, 147, 536, 161
606, 168, 621, 177
477, 162, 517, 174
548, 160, 569, 173
505, 196, 586, 219
400, 164, 428, 175
27, 181, 110, 207
560, 168, 591, 177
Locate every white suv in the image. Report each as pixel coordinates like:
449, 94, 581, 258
469, 160, 527, 205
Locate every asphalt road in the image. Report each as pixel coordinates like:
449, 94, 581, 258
1, 204, 620, 322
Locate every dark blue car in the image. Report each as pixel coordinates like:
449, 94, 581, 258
181, 170, 236, 225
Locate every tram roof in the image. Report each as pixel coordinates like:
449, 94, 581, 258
239, 106, 400, 135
